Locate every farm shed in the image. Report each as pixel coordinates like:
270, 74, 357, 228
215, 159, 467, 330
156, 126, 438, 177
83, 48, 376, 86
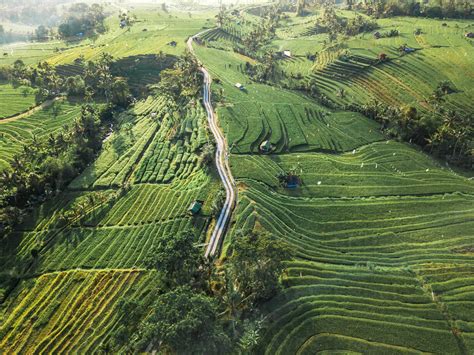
283, 50, 292, 58
466, 32, 474, 39
286, 175, 300, 189
259, 140, 272, 152
188, 200, 203, 215
235, 83, 244, 90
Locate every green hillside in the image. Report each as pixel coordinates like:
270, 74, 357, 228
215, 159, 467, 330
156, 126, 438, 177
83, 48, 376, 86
194, 4, 474, 353
0, 83, 37, 119
0, 8, 221, 352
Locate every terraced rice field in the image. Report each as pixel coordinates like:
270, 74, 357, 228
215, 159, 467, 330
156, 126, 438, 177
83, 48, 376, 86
0, 100, 82, 169
202, 11, 474, 351
231, 153, 473, 352
0, 83, 37, 119
231, 141, 474, 197
0, 269, 158, 353
0, 91, 218, 350
257, 262, 462, 354
274, 13, 474, 114
13, 8, 197, 66
195, 45, 384, 153
0, 9, 213, 68
230, 142, 474, 352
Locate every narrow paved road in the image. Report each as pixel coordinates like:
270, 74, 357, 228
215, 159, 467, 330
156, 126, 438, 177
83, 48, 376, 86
187, 33, 237, 258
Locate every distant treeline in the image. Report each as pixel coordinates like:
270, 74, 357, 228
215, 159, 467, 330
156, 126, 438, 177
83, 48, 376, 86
349, 0, 473, 19
0, 4, 60, 27
57, 3, 106, 39
0, 3, 107, 43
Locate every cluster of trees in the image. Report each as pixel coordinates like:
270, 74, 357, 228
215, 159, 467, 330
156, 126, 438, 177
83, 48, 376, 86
221, 6, 280, 57
57, 3, 106, 39
109, 230, 292, 353
239, 16, 279, 56
0, 104, 113, 235
0, 23, 53, 44
316, 6, 378, 41
245, 50, 276, 82
351, 0, 473, 19
154, 51, 202, 103
0, 24, 31, 44
4, 53, 131, 106
355, 92, 472, 167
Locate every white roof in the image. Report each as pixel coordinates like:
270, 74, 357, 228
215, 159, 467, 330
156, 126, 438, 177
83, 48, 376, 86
283, 50, 292, 57
235, 83, 243, 88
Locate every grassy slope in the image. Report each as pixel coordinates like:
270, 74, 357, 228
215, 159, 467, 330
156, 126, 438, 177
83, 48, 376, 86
194, 45, 384, 154
0, 8, 212, 67
195, 10, 474, 354
0, 100, 82, 170
275, 12, 474, 114
0, 83, 37, 119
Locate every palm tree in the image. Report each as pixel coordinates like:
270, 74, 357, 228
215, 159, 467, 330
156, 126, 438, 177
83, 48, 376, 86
111, 77, 130, 106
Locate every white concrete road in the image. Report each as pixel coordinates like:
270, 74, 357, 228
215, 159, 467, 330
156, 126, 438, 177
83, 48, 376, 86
187, 33, 237, 258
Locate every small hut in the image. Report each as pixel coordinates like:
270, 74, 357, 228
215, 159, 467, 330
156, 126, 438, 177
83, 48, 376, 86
373, 31, 381, 39
286, 175, 300, 189
188, 200, 203, 215
465, 32, 474, 39
235, 83, 244, 90
378, 53, 388, 61
259, 140, 272, 153
283, 50, 292, 58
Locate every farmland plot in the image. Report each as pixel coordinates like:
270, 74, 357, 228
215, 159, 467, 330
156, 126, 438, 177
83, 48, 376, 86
195, 45, 384, 153
230, 147, 473, 353
0, 83, 37, 119
0, 101, 82, 170
0, 269, 158, 353
0, 90, 218, 351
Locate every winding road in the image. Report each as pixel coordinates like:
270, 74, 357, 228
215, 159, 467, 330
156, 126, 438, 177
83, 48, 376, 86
187, 33, 237, 258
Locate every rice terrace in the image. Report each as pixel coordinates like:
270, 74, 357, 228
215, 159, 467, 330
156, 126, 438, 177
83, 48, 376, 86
0, 0, 473, 353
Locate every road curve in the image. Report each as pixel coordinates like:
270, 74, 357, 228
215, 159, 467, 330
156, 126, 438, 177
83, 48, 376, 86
187, 33, 237, 258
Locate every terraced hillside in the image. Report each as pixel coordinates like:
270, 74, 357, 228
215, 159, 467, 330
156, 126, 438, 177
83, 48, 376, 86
194, 45, 384, 153
274, 13, 474, 114
0, 92, 219, 351
0, 83, 37, 119
230, 147, 473, 353
0, 269, 158, 353
195, 10, 474, 353
0, 100, 82, 170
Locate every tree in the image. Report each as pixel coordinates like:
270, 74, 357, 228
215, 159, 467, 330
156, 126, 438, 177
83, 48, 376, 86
132, 287, 230, 353
216, 5, 227, 27
156, 52, 201, 102
35, 25, 49, 41
111, 77, 130, 106
226, 232, 293, 309
296, 0, 306, 16
145, 229, 202, 287
65, 75, 85, 97
57, 3, 106, 39
200, 142, 215, 165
